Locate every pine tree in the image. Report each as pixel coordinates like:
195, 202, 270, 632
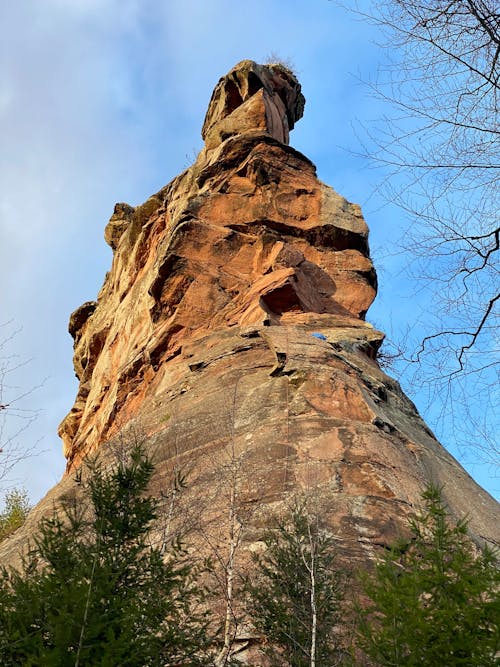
356, 485, 500, 666
0, 443, 212, 666
246, 500, 348, 667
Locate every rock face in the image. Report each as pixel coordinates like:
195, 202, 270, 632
58, 60, 377, 470
1, 59, 498, 663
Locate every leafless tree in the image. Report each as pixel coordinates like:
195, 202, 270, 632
347, 1, 499, 463
0, 324, 41, 488
245, 492, 350, 667
198, 383, 254, 667
163, 380, 269, 666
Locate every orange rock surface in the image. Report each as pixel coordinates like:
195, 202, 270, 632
1, 60, 498, 663
58, 60, 377, 470
53, 59, 498, 550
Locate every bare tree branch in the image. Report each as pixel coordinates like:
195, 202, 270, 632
0, 323, 42, 489
343, 0, 499, 464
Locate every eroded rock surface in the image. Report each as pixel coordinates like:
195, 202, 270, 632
58, 60, 377, 469
1, 60, 498, 664
49, 58, 500, 555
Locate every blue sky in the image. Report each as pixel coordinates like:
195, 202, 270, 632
1, 0, 498, 504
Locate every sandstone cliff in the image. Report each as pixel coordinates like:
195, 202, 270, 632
1, 60, 498, 662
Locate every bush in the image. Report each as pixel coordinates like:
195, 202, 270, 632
246, 500, 348, 666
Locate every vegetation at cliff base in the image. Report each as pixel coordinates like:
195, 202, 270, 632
0, 447, 498, 666
246, 499, 348, 666
0, 445, 212, 666
355, 485, 500, 666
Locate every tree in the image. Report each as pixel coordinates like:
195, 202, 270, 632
0, 324, 40, 487
178, 379, 265, 666
348, 1, 499, 463
246, 500, 348, 667
0, 443, 213, 666
355, 485, 500, 666
0, 488, 31, 542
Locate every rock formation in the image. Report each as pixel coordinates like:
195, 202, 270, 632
58, 60, 377, 472
1, 59, 498, 663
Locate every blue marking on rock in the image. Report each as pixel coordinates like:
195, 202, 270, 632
311, 332, 327, 341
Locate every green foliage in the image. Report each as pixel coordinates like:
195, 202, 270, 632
0, 488, 31, 542
356, 485, 500, 666
246, 500, 348, 666
0, 444, 212, 666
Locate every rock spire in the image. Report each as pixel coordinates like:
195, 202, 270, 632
55, 58, 498, 549
58, 59, 378, 468
2, 62, 498, 663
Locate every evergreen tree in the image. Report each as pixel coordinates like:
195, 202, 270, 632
356, 485, 500, 666
0, 488, 31, 542
246, 500, 347, 667
0, 444, 212, 666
